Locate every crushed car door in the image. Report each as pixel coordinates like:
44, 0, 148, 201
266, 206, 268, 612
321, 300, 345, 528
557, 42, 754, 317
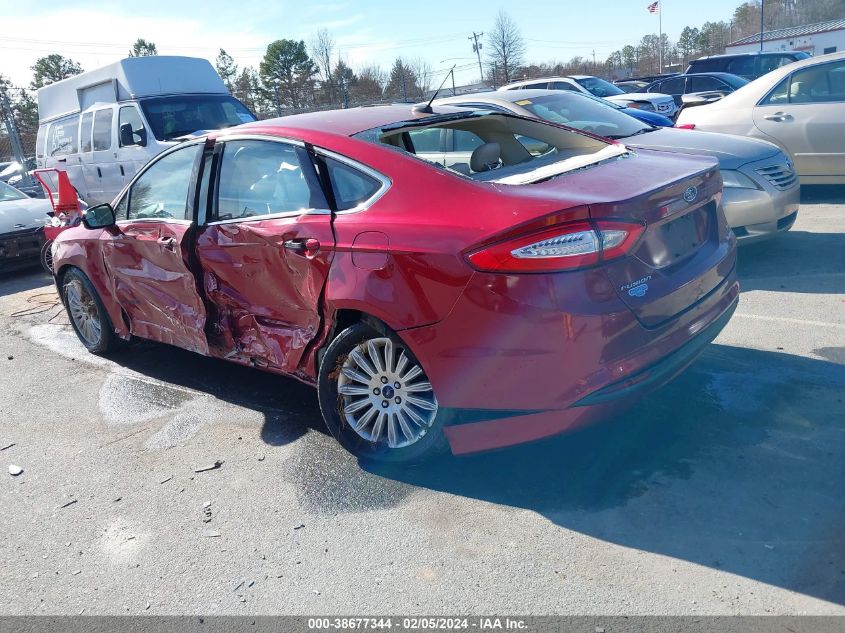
194, 137, 336, 375
104, 142, 209, 353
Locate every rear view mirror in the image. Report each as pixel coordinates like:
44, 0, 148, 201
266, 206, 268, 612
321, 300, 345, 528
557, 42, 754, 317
82, 203, 116, 230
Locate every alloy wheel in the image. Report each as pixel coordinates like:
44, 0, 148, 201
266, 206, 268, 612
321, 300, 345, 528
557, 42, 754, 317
65, 279, 102, 347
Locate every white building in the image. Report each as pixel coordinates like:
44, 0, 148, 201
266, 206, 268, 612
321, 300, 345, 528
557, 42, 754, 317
726, 18, 845, 55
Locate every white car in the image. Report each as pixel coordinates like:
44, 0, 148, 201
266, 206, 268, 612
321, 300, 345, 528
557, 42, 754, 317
500, 75, 678, 118
676, 51, 845, 185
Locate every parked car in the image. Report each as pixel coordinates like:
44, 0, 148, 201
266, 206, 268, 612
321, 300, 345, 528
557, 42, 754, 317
645, 72, 750, 107
53, 104, 738, 462
0, 180, 50, 271
615, 80, 650, 93
676, 51, 845, 184
37, 56, 257, 206
500, 75, 678, 117
433, 89, 799, 243
0, 158, 45, 198
686, 51, 811, 81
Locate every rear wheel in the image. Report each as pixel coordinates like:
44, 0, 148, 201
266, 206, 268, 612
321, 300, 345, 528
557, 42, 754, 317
318, 322, 447, 463
62, 268, 120, 354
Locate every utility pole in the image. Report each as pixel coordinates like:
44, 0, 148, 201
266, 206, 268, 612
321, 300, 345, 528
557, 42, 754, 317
592, 50, 596, 70
469, 32, 484, 83
760, 0, 765, 51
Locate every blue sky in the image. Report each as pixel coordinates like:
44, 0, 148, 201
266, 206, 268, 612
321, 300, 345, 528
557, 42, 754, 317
2, 0, 746, 88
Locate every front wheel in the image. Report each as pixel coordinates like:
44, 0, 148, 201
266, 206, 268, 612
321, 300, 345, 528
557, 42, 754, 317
40, 240, 54, 275
62, 268, 121, 354
317, 322, 448, 463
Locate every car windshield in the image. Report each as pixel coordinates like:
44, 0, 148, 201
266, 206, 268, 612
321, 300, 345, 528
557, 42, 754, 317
139, 95, 257, 141
513, 93, 651, 139
359, 111, 628, 185
0, 180, 27, 202
574, 76, 626, 97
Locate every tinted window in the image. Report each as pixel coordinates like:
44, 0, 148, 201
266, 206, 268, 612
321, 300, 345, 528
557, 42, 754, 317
522, 82, 550, 89
654, 77, 686, 94
727, 57, 756, 77
118, 106, 146, 147
325, 157, 382, 211
140, 95, 255, 141
454, 129, 484, 152
93, 109, 113, 151
688, 59, 724, 73
787, 60, 845, 103
408, 128, 441, 152
46, 116, 79, 157
216, 140, 324, 221
36, 125, 47, 159
127, 145, 201, 221
80, 112, 93, 153
550, 81, 579, 91
688, 76, 729, 92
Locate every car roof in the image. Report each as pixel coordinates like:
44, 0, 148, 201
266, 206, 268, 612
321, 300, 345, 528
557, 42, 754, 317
692, 51, 805, 60
435, 88, 588, 106
228, 104, 470, 138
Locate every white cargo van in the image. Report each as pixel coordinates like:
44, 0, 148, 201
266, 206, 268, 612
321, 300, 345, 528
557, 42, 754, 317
36, 56, 256, 205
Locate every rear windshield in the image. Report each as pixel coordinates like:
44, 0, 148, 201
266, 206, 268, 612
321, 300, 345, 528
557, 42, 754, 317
140, 95, 256, 141
514, 93, 650, 139
573, 76, 626, 97
357, 112, 625, 184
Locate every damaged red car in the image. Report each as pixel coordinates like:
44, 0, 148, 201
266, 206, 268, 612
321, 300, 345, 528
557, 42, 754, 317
52, 105, 738, 462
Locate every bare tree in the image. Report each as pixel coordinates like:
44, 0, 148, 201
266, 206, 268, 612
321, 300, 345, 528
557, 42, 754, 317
407, 58, 433, 98
310, 28, 336, 104
485, 10, 525, 85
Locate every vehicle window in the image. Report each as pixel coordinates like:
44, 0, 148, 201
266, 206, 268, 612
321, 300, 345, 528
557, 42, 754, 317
517, 136, 552, 156
113, 193, 128, 221
762, 76, 791, 105
574, 76, 625, 97
727, 56, 756, 77
408, 128, 441, 152
454, 129, 484, 152
654, 77, 686, 94
46, 116, 79, 157
550, 81, 578, 91
688, 76, 728, 92
216, 140, 324, 221
126, 145, 201, 221
786, 60, 845, 103
119, 106, 147, 147
363, 112, 616, 183
518, 93, 650, 138
36, 125, 47, 159
324, 157, 382, 211
646, 81, 662, 93
140, 95, 256, 141
522, 82, 550, 89
0, 180, 28, 201
93, 109, 113, 151
689, 59, 723, 73
758, 56, 785, 76
80, 113, 93, 153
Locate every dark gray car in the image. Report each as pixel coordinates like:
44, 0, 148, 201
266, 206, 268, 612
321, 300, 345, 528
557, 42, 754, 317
0, 180, 50, 270
432, 89, 800, 243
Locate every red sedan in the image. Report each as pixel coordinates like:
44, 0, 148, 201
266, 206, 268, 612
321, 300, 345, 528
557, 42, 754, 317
53, 105, 738, 462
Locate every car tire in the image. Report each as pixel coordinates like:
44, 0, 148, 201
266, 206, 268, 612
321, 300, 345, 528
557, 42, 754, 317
61, 267, 121, 355
40, 240, 54, 275
317, 321, 448, 464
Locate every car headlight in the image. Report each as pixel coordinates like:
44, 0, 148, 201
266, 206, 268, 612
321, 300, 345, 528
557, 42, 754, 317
721, 170, 760, 189
627, 102, 656, 112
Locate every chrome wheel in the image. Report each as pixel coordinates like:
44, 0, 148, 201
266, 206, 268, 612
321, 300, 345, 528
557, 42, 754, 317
66, 279, 102, 347
338, 337, 437, 449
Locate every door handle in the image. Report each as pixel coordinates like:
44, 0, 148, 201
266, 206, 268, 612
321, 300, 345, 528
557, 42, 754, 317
764, 112, 792, 122
159, 237, 177, 251
56, 158, 67, 163
97, 167, 102, 178
283, 238, 320, 255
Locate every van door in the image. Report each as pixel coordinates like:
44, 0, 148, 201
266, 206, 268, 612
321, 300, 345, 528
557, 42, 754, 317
116, 104, 152, 185
77, 112, 94, 201
90, 107, 121, 204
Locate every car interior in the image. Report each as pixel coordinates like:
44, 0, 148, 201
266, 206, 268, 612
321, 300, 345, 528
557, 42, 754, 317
372, 114, 613, 181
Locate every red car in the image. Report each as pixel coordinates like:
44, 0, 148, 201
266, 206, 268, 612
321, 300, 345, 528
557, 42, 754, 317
53, 105, 738, 462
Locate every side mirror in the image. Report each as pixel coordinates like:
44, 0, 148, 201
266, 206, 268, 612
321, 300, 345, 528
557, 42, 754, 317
135, 127, 148, 147
82, 203, 116, 230
120, 123, 147, 147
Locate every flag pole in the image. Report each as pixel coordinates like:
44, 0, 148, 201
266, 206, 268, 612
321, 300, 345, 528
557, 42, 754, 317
658, 2, 663, 73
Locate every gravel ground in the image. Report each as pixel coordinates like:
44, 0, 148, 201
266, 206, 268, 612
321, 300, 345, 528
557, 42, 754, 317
0, 189, 843, 615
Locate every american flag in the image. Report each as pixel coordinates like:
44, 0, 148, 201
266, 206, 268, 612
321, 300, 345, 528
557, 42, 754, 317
647, 1, 659, 13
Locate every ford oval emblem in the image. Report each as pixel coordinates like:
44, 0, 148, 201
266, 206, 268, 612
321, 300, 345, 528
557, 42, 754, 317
683, 186, 698, 203
628, 284, 648, 298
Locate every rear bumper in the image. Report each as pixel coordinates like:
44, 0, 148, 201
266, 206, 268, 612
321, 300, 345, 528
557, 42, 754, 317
401, 257, 740, 455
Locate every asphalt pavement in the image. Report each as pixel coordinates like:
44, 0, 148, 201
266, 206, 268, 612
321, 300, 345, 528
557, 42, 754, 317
0, 188, 843, 615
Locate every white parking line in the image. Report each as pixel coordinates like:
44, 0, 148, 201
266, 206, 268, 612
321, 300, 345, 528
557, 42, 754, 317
734, 313, 845, 330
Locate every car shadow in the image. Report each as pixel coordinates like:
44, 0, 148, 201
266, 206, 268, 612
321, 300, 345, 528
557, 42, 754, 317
361, 344, 845, 606
101, 339, 329, 447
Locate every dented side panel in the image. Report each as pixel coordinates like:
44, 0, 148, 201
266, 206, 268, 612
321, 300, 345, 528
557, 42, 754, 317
195, 213, 334, 376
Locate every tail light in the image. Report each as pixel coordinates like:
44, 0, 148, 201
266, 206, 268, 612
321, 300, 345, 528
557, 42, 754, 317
675, 123, 696, 130
466, 219, 645, 273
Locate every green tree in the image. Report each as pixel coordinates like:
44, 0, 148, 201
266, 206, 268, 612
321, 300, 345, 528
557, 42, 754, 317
621, 45, 638, 75
332, 60, 356, 107
383, 58, 420, 101
30, 54, 83, 90
259, 39, 316, 111
128, 38, 158, 57
216, 49, 238, 91
678, 26, 700, 66
350, 65, 385, 103
233, 67, 261, 114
